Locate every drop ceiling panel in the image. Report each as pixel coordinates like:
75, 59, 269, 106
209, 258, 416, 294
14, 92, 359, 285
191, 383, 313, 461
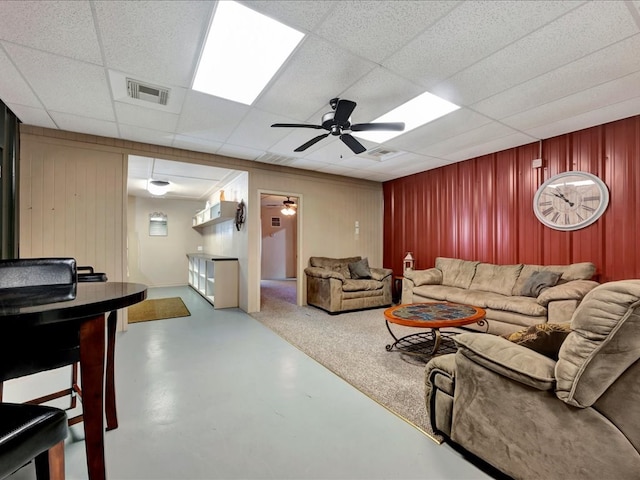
0, 1, 102, 63
172, 135, 223, 155
3, 43, 114, 121
176, 91, 250, 142
119, 125, 175, 148
216, 143, 263, 161
313, 1, 459, 63
7, 104, 56, 129
383, 1, 582, 89
241, 0, 337, 32
472, 34, 640, 120
433, 1, 640, 106
0, 46, 43, 108
115, 102, 180, 132
93, 0, 213, 87
289, 158, 332, 171
154, 159, 230, 181
421, 122, 524, 158
442, 132, 538, 163
503, 71, 640, 132
254, 36, 376, 121
49, 112, 119, 138
226, 109, 297, 151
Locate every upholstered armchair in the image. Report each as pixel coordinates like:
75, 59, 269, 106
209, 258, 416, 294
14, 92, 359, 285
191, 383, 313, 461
425, 280, 640, 479
304, 256, 392, 313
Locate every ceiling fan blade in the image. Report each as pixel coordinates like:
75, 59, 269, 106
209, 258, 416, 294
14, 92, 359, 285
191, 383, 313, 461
334, 99, 357, 125
294, 133, 330, 152
271, 123, 324, 129
340, 134, 367, 154
350, 122, 405, 132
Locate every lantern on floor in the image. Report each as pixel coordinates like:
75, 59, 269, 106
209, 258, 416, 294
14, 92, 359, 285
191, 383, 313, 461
403, 252, 414, 272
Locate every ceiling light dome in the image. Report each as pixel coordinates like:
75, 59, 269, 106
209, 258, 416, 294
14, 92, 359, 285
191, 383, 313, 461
148, 179, 170, 196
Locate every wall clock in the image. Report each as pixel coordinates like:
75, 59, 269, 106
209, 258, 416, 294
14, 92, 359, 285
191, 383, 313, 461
533, 171, 609, 231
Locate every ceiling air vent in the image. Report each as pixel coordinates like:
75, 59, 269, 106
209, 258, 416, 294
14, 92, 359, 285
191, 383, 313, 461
364, 147, 405, 162
256, 153, 298, 166
126, 78, 169, 105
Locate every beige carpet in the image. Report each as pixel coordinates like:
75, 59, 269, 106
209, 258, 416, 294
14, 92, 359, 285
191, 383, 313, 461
253, 280, 441, 443
128, 297, 191, 323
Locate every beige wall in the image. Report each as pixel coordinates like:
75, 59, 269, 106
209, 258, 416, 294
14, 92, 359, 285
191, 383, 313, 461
19, 126, 383, 313
127, 196, 203, 287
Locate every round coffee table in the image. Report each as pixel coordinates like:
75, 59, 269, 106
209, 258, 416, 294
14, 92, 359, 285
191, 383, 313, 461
384, 302, 486, 357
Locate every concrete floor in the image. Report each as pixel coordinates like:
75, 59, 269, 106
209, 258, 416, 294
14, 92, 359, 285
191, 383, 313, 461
6, 285, 495, 479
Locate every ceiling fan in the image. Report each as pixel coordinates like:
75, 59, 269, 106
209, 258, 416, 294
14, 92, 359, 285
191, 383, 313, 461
271, 98, 405, 154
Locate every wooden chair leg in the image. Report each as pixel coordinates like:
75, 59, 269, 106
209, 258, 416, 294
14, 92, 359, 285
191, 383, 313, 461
34, 440, 66, 480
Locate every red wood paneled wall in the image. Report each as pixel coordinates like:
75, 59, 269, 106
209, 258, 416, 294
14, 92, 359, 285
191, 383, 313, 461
383, 115, 640, 282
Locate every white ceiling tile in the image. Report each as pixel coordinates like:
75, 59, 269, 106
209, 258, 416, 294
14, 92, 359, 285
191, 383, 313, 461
7, 104, 56, 129
384, 1, 582, 88
432, 1, 639, 105
127, 155, 153, 179
154, 159, 231, 181
94, 1, 213, 87
442, 132, 538, 162
177, 91, 250, 142
0, 45, 43, 108
472, 34, 640, 120
314, 1, 459, 63
288, 158, 332, 171
254, 36, 375, 120
172, 135, 222, 155
0, 1, 102, 63
49, 112, 119, 138
120, 125, 175, 148
227, 109, 296, 151
503, 71, 640, 132
115, 102, 179, 132
317, 164, 360, 177
241, 1, 338, 32
524, 95, 640, 140
216, 144, 264, 161
4, 43, 114, 121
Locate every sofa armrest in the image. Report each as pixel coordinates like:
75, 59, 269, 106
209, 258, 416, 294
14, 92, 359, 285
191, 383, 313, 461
370, 267, 392, 281
453, 333, 557, 391
304, 266, 345, 281
404, 268, 442, 287
536, 280, 600, 306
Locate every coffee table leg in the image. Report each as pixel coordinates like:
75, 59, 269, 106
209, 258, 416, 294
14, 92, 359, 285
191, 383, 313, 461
385, 320, 400, 351
431, 328, 442, 355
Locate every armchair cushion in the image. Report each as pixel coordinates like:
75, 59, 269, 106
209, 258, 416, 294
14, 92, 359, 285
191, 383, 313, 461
454, 333, 557, 391
348, 257, 371, 279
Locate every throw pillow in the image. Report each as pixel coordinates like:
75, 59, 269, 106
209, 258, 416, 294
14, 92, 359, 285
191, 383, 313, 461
348, 257, 372, 279
501, 323, 571, 360
520, 271, 561, 297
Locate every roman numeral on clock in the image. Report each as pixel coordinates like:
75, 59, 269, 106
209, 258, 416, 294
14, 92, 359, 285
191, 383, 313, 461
583, 195, 600, 202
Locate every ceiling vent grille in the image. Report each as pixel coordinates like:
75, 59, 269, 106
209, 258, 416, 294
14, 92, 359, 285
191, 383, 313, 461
256, 153, 298, 166
126, 78, 170, 105
364, 147, 405, 162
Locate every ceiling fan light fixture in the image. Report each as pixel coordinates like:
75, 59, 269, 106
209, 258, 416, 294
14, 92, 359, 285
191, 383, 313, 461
192, 1, 304, 105
353, 91, 460, 144
148, 179, 170, 196
281, 196, 296, 216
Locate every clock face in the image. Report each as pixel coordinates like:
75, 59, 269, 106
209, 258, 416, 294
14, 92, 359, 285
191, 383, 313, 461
533, 172, 609, 231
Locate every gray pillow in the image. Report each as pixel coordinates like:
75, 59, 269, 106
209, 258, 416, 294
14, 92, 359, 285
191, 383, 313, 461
521, 271, 561, 297
348, 257, 371, 279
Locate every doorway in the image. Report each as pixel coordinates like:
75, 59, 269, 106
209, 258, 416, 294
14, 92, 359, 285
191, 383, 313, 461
260, 193, 299, 307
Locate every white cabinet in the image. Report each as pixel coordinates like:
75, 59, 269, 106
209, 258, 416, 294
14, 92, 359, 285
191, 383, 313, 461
187, 254, 238, 308
192, 201, 237, 229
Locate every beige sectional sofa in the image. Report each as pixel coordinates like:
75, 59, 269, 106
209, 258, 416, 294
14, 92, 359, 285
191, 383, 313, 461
401, 257, 599, 334
305, 256, 393, 314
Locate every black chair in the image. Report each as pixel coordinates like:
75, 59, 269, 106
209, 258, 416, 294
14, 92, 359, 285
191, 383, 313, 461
0, 259, 118, 430
0, 402, 68, 480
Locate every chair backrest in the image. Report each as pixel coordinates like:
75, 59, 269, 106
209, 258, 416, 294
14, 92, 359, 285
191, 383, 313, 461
0, 258, 77, 289
556, 280, 640, 407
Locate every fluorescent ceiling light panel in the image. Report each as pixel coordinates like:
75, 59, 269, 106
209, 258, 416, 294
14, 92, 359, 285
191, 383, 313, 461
353, 92, 460, 144
192, 1, 304, 105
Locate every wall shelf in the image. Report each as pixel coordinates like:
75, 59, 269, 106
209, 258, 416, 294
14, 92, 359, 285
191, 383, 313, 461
187, 253, 239, 309
192, 201, 237, 229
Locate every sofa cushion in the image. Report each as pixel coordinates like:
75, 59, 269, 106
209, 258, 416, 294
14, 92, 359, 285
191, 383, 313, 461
512, 262, 595, 296
348, 257, 371, 279
501, 323, 571, 360
556, 280, 640, 407
435, 257, 479, 289
469, 263, 523, 296
342, 279, 383, 292
520, 271, 561, 297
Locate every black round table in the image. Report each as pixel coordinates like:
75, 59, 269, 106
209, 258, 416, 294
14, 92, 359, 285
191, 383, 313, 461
0, 282, 147, 480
